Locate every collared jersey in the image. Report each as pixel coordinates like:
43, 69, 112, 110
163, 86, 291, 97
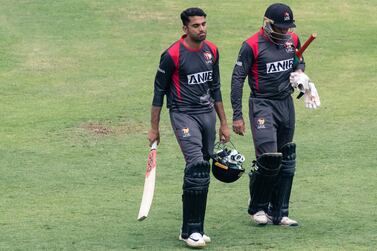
152, 35, 222, 115
231, 28, 305, 120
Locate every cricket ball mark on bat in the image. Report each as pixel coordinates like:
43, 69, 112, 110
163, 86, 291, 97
145, 148, 156, 177
137, 141, 158, 221
296, 32, 317, 59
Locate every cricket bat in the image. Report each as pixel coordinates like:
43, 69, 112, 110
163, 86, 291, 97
295, 32, 317, 99
296, 32, 317, 59
137, 141, 158, 221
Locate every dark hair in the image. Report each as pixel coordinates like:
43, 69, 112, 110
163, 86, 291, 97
180, 7, 207, 26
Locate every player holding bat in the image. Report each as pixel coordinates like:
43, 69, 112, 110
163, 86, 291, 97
231, 3, 320, 227
147, 7, 230, 248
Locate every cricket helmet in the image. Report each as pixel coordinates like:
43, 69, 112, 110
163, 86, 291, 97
211, 141, 245, 183
263, 3, 296, 45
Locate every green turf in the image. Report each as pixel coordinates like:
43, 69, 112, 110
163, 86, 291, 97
0, 0, 376, 250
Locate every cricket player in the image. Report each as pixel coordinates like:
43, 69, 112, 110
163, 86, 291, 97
231, 3, 320, 226
148, 7, 230, 248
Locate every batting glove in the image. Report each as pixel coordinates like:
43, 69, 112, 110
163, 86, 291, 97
304, 82, 321, 109
290, 71, 310, 92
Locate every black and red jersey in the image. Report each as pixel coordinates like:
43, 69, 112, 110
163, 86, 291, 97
231, 28, 305, 120
152, 35, 222, 114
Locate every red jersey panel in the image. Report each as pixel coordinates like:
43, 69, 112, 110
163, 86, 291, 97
152, 35, 222, 115
231, 28, 305, 120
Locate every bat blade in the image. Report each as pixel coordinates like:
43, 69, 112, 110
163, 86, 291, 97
137, 141, 158, 221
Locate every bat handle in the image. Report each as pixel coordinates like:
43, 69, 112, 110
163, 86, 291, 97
151, 141, 158, 150
296, 32, 317, 59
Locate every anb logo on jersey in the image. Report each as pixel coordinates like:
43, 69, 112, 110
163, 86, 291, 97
203, 51, 213, 64
266, 59, 293, 74
203, 52, 212, 61
187, 70, 213, 85
284, 41, 294, 53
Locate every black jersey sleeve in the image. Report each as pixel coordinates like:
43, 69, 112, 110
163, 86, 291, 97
152, 51, 175, 107
210, 50, 222, 102
231, 42, 254, 121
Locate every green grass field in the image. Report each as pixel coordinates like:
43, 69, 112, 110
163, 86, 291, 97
1, 1, 376, 250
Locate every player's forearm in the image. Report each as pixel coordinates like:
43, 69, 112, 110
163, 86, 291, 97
214, 101, 228, 126
150, 106, 162, 130
210, 61, 222, 102
231, 82, 244, 121
295, 60, 305, 72
231, 95, 243, 121
211, 87, 222, 102
231, 64, 247, 121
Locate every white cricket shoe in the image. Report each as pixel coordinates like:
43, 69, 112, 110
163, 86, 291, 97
179, 232, 211, 243
202, 234, 211, 243
280, 216, 299, 226
251, 210, 268, 225
179, 232, 206, 248
267, 215, 299, 226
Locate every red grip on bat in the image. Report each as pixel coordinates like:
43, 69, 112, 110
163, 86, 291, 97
296, 32, 317, 59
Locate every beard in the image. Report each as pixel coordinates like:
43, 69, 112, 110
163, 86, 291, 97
192, 32, 206, 42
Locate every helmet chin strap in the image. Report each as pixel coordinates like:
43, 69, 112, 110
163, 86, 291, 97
263, 18, 293, 45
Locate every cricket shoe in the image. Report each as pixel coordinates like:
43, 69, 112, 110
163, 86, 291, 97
267, 215, 299, 226
179, 232, 211, 243
179, 232, 206, 248
251, 210, 268, 225
202, 234, 211, 243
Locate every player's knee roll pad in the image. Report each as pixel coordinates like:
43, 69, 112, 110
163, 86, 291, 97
183, 160, 210, 191
280, 142, 296, 176
253, 153, 283, 176
280, 142, 296, 159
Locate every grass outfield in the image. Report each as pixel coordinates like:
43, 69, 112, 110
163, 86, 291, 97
0, 1, 376, 250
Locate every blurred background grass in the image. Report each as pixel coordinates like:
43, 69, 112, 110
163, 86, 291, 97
0, 1, 376, 250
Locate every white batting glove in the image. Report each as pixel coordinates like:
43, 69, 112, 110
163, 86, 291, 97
304, 82, 321, 109
290, 71, 310, 92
